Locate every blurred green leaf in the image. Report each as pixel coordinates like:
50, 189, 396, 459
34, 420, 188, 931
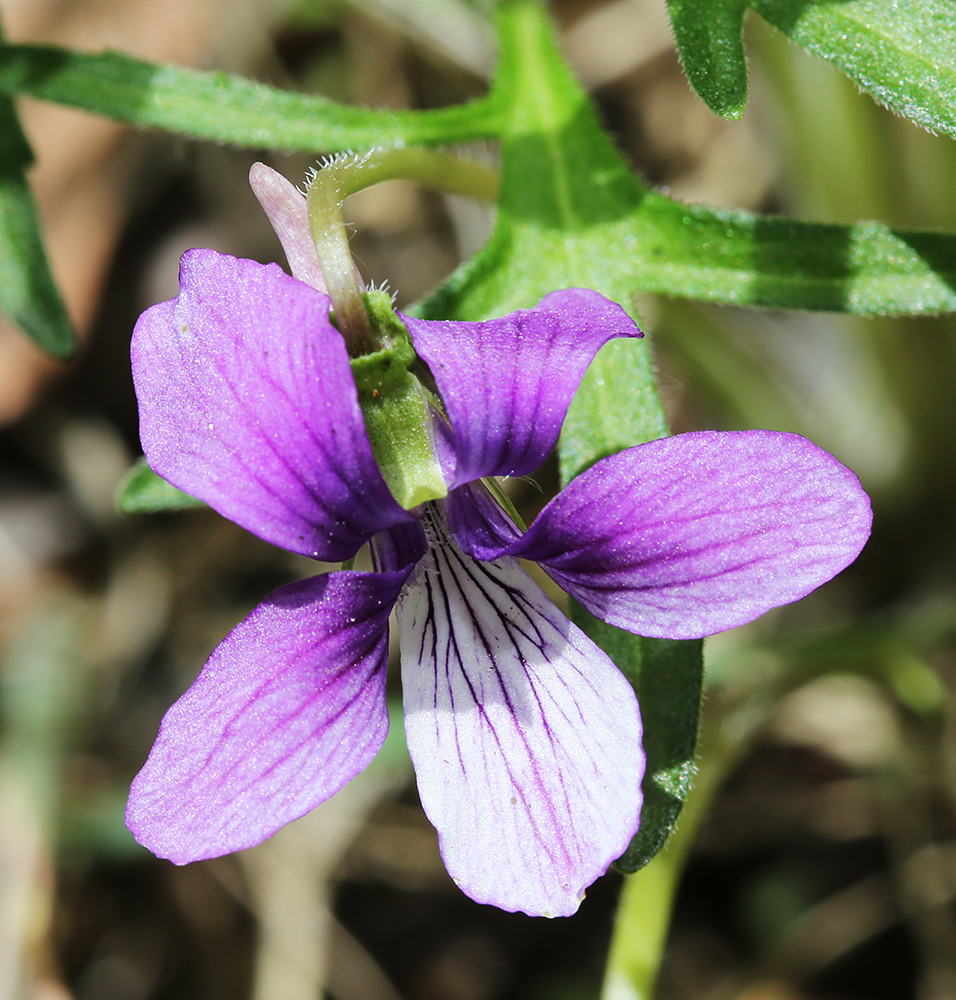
667, 0, 750, 119
115, 457, 205, 514
59, 789, 144, 859
765, 610, 954, 720
1, 600, 87, 825
754, 0, 956, 140
668, 0, 956, 140
0, 30, 76, 359
0, 43, 504, 150
417, 0, 703, 868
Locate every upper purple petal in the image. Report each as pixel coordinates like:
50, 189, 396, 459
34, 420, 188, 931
126, 566, 411, 864
401, 290, 642, 487
132, 249, 413, 561
397, 509, 644, 917
485, 430, 873, 639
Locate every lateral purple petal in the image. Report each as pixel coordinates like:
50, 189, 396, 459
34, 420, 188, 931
371, 520, 429, 573
397, 513, 644, 917
126, 568, 409, 864
132, 249, 413, 561
504, 430, 873, 639
401, 290, 641, 486
444, 480, 524, 557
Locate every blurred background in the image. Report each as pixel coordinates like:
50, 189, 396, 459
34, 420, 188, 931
2, 0, 956, 998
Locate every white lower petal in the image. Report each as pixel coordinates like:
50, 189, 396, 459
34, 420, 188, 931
397, 515, 644, 917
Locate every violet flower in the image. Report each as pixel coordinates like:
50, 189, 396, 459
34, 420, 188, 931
125, 178, 871, 919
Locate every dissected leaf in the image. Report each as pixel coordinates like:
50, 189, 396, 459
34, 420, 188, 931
0, 30, 76, 359
0, 43, 504, 151
115, 457, 205, 514
667, 0, 750, 119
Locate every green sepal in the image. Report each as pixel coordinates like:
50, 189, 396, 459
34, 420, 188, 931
351, 298, 447, 511
115, 457, 206, 514
481, 476, 527, 532
362, 289, 412, 350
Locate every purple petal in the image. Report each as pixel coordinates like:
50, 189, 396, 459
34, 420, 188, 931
371, 520, 429, 573
132, 249, 413, 560
506, 430, 873, 639
249, 162, 328, 292
126, 567, 410, 864
397, 511, 644, 917
444, 480, 524, 556
402, 290, 641, 486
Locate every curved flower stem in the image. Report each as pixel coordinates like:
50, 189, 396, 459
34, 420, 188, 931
337, 148, 499, 202
307, 165, 374, 354
306, 148, 498, 354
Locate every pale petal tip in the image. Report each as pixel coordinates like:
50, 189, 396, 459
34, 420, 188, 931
449, 870, 592, 918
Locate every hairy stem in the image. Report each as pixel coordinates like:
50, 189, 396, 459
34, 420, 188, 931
306, 165, 373, 354
306, 148, 498, 354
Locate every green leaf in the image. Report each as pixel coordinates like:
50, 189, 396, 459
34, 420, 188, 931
672, 0, 956, 139
0, 27, 76, 359
754, 0, 956, 141
417, 0, 704, 868
0, 43, 504, 151
5, 25, 954, 319
417, 6, 668, 460
115, 457, 205, 514
425, 145, 956, 322
623, 196, 956, 315
667, 0, 750, 119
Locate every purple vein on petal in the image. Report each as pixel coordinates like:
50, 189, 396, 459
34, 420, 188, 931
419, 546, 575, 874
401, 290, 642, 487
